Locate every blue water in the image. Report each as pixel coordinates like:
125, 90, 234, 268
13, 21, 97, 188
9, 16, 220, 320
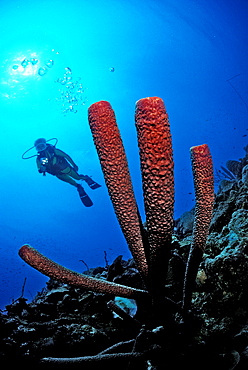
0, 0, 247, 309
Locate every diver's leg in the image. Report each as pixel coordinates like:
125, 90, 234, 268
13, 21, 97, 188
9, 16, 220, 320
62, 168, 86, 181
56, 173, 92, 205
66, 168, 101, 190
56, 173, 78, 187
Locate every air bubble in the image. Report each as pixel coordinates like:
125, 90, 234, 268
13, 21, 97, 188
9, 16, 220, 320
38, 67, 48, 76
55, 67, 87, 115
30, 58, 38, 65
45, 60, 54, 68
21, 59, 29, 68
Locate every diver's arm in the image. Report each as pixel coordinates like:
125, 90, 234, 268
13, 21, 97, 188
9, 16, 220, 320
36, 157, 46, 174
54, 148, 77, 167
36, 157, 42, 171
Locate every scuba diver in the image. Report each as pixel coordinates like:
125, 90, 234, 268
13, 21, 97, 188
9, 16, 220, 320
23, 138, 101, 207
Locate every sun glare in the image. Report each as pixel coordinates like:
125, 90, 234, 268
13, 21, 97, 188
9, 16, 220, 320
9, 52, 41, 77
0, 50, 56, 99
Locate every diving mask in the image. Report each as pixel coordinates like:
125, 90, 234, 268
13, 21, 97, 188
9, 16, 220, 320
34, 138, 47, 152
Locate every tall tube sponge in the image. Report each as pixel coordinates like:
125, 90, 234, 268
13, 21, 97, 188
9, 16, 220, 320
19, 245, 147, 299
183, 144, 214, 311
88, 101, 149, 283
135, 97, 174, 311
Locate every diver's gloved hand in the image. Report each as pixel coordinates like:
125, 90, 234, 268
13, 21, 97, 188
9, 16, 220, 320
38, 165, 46, 174
73, 165, 79, 172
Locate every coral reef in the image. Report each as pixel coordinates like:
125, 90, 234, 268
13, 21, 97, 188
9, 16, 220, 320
2, 98, 248, 368
216, 145, 248, 183
15, 96, 214, 367
19, 97, 214, 324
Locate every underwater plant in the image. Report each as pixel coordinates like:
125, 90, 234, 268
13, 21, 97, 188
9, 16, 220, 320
18, 97, 214, 366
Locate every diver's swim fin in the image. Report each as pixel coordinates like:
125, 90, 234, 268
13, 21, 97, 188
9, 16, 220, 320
77, 185, 93, 207
84, 175, 101, 190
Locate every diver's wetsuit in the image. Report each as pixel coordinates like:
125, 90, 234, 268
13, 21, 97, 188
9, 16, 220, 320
36, 144, 85, 187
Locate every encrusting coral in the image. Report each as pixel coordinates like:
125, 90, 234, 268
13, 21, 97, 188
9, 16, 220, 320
18, 97, 214, 367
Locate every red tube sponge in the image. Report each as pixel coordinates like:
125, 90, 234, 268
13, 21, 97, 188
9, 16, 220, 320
88, 101, 148, 280
183, 143, 214, 310
135, 97, 174, 275
190, 143, 214, 251
19, 245, 147, 299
